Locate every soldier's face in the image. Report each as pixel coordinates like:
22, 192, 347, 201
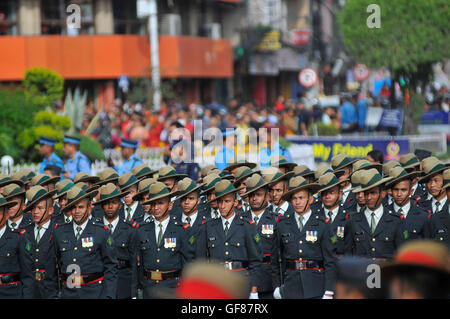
322, 186, 342, 209
249, 189, 268, 211
102, 198, 121, 220
0, 207, 8, 228
364, 187, 385, 211
338, 168, 351, 183
278, 167, 287, 174
392, 180, 413, 207
181, 193, 200, 215
237, 181, 247, 197
59, 195, 68, 210
355, 191, 366, 206
7, 196, 24, 219
142, 193, 151, 213
291, 190, 313, 214
446, 187, 450, 200
163, 178, 176, 192
270, 181, 287, 205
207, 191, 218, 209
72, 199, 91, 225
124, 185, 138, 206
217, 194, 237, 218
427, 175, 444, 198
151, 198, 172, 221
32, 199, 53, 225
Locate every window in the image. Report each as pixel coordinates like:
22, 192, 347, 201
113, 0, 146, 35
0, 0, 18, 35
41, 0, 94, 35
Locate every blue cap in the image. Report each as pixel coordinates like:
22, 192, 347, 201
40, 136, 57, 146
120, 138, 138, 149
63, 135, 81, 145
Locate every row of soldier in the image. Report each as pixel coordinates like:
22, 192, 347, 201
0, 151, 448, 299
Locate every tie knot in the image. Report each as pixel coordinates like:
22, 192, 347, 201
66, 218, 70, 223
328, 211, 333, 218
158, 223, 163, 229
371, 212, 375, 217
254, 216, 259, 223
225, 220, 229, 226
77, 226, 82, 232
186, 217, 191, 223
11, 222, 17, 228
108, 224, 113, 229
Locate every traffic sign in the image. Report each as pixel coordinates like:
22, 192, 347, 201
298, 68, 318, 88
353, 64, 370, 82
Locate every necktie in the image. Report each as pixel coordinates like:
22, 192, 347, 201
398, 208, 403, 216
298, 216, 304, 232
435, 202, 441, 213
327, 211, 333, 221
11, 222, 17, 230
157, 223, 163, 246
108, 223, 113, 232
214, 210, 219, 219
186, 216, 191, 225
126, 207, 132, 221
36, 226, 42, 243
76, 226, 82, 241
66, 218, 71, 223
254, 216, 259, 224
224, 220, 229, 236
370, 212, 376, 233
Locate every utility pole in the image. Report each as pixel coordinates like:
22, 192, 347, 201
148, 0, 161, 112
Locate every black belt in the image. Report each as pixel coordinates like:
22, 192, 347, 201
117, 259, 131, 270
286, 259, 324, 271
221, 261, 249, 270
60, 272, 104, 285
144, 270, 180, 281
0, 273, 20, 285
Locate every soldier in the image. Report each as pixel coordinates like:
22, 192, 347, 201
132, 178, 157, 224
199, 173, 222, 220
2, 183, 33, 230
53, 180, 75, 224
132, 164, 158, 181
399, 153, 428, 204
43, 165, 62, 179
196, 179, 262, 298
332, 154, 357, 212
12, 169, 36, 191
233, 166, 257, 215
417, 157, 448, 214
31, 174, 60, 192
344, 169, 402, 261
117, 173, 144, 223
91, 168, 120, 219
38, 136, 65, 175
54, 186, 118, 299
271, 176, 336, 299
62, 135, 91, 180
310, 165, 333, 211
428, 168, 450, 248
0, 194, 34, 299
349, 171, 366, 214
157, 166, 187, 217
136, 182, 189, 298
262, 167, 294, 216
74, 172, 100, 189
381, 161, 401, 206
293, 165, 315, 183
22, 186, 59, 299
114, 139, 144, 176
240, 174, 278, 299
94, 183, 138, 299
270, 155, 297, 174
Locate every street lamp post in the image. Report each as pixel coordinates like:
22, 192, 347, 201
148, 0, 161, 112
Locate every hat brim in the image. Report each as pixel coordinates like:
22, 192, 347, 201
4, 190, 26, 201
333, 159, 358, 173
385, 171, 422, 188
357, 176, 393, 193
295, 171, 316, 179
76, 176, 100, 184
61, 190, 99, 213
209, 186, 245, 204
93, 177, 119, 187
349, 163, 383, 177
175, 184, 204, 202
318, 179, 349, 194
224, 162, 257, 172
233, 170, 261, 187
119, 179, 141, 192
132, 189, 150, 202
402, 162, 421, 170
418, 167, 447, 184
38, 176, 61, 186
136, 170, 158, 180
94, 190, 130, 206
157, 174, 188, 182
0, 199, 19, 209
267, 171, 295, 187
274, 163, 297, 171
241, 181, 271, 198
281, 183, 321, 201
23, 189, 58, 213
0, 179, 24, 188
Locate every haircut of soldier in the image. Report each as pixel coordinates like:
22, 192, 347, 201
151, 197, 173, 222
364, 186, 386, 211
180, 190, 201, 215
72, 198, 92, 225
31, 197, 54, 225
217, 193, 238, 218
321, 185, 342, 210
102, 198, 122, 221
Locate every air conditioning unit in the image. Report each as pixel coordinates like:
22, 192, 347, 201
160, 14, 181, 35
204, 23, 221, 39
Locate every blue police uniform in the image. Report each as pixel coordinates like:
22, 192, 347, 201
259, 143, 293, 169
40, 153, 65, 175
215, 146, 236, 171
65, 151, 91, 181
116, 153, 144, 176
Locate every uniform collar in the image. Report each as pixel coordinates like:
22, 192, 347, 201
393, 200, 411, 217
182, 211, 198, 225
103, 215, 120, 232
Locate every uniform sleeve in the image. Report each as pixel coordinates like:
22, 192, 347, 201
101, 228, 118, 299
344, 218, 354, 256
42, 236, 59, 299
79, 157, 91, 175
18, 234, 35, 299
321, 223, 337, 292
245, 222, 262, 288
128, 226, 138, 298
270, 221, 284, 289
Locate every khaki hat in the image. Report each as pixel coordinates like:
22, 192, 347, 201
232, 166, 259, 187
223, 159, 257, 173
199, 173, 222, 196
132, 164, 158, 180
442, 168, 450, 189
74, 172, 100, 184
209, 169, 234, 182
141, 182, 174, 205
93, 183, 129, 206
0, 194, 18, 209
175, 178, 203, 201
62, 186, 99, 213
314, 164, 333, 181
118, 173, 140, 192
261, 166, 294, 186
281, 176, 320, 201
399, 153, 421, 170
293, 165, 315, 180
11, 169, 36, 183
0, 174, 24, 188
357, 168, 393, 193
157, 165, 187, 181
241, 174, 270, 197
210, 180, 243, 203
93, 168, 119, 186
352, 159, 382, 174
419, 157, 447, 183
385, 166, 421, 188
132, 178, 157, 201
74, 182, 99, 194
317, 172, 348, 194
331, 154, 357, 173
31, 174, 60, 187
24, 185, 57, 212
270, 155, 297, 172
382, 161, 401, 176
54, 179, 75, 199
2, 183, 26, 200
200, 165, 218, 179
350, 170, 365, 192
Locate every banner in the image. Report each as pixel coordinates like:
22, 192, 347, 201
287, 136, 410, 162
420, 111, 449, 125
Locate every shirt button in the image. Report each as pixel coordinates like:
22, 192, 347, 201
73, 258, 77, 262
372, 248, 376, 252
372, 238, 376, 242
299, 250, 302, 253
156, 259, 160, 263
36, 249, 39, 252
157, 248, 160, 252
74, 247, 78, 251
225, 242, 228, 246
237, 243, 240, 246
299, 241, 303, 244
35, 259, 38, 262
225, 251, 229, 255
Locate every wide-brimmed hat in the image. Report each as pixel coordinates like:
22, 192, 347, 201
11, 169, 36, 183
385, 166, 422, 188
382, 240, 450, 280
351, 159, 382, 175
314, 164, 333, 181
31, 174, 60, 187
199, 173, 222, 196
223, 159, 257, 173
241, 174, 270, 197
94, 183, 130, 206
132, 178, 157, 201
317, 172, 349, 194
200, 165, 218, 179
118, 173, 140, 192
356, 168, 393, 193
142, 182, 174, 205
419, 157, 447, 183
175, 178, 204, 201
233, 166, 259, 187
443, 169, 450, 189
261, 166, 294, 187
74, 172, 100, 185
350, 170, 365, 193
293, 165, 315, 180
93, 168, 119, 187
0, 194, 18, 209
54, 179, 75, 199
382, 161, 401, 177
62, 186, 98, 213
157, 166, 187, 181
132, 164, 158, 180
331, 154, 357, 173
74, 182, 99, 194
270, 155, 297, 172
0, 174, 24, 188
2, 183, 26, 201
24, 185, 57, 212
281, 176, 321, 201
210, 180, 243, 203
399, 153, 421, 171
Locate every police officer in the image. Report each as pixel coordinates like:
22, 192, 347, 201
331, 154, 357, 212
94, 183, 138, 299
117, 173, 145, 223
114, 139, 144, 176
215, 130, 237, 171
271, 176, 336, 299
428, 168, 450, 248
385, 166, 430, 245
132, 178, 157, 224
196, 180, 262, 299
54, 186, 118, 299
136, 182, 189, 298
38, 136, 65, 175
53, 180, 75, 224
62, 135, 91, 180
262, 167, 294, 216
0, 194, 34, 298
157, 166, 187, 217
2, 183, 32, 230
258, 126, 292, 169
417, 157, 448, 214
22, 186, 59, 299
198, 173, 222, 220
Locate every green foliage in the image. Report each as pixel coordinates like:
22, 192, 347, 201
22, 68, 64, 109
307, 123, 340, 136
337, 0, 449, 74
80, 136, 106, 161
279, 137, 291, 149
64, 87, 87, 135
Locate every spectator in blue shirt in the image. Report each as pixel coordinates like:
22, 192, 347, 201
339, 94, 358, 133
356, 92, 368, 131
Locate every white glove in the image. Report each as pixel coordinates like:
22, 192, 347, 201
273, 287, 282, 299
249, 292, 259, 299
322, 290, 334, 299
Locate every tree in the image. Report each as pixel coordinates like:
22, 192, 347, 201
23, 68, 64, 109
337, 0, 449, 133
